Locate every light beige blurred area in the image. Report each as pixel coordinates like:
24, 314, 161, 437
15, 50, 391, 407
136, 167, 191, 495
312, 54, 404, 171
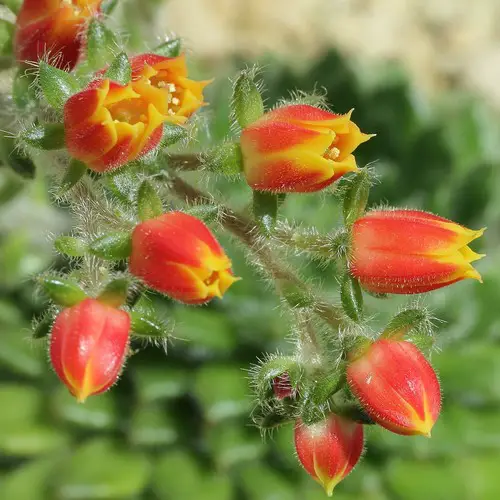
162, 0, 500, 108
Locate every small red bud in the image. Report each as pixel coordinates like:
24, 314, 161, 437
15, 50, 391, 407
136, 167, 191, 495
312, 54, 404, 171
347, 339, 441, 436
272, 373, 294, 400
294, 414, 364, 496
49, 298, 130, 402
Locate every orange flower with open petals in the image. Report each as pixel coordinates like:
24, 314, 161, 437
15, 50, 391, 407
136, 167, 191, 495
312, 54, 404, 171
240, 104, 373, 193
64, 53, 210, 172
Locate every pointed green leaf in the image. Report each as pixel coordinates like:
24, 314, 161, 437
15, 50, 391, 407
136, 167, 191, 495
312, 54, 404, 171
203, 142, 243, 175
340, 273, 364, 322
86, 18, 118, 70
343, 171, 371, 225
21, 123, 65, 150
59, 159, 87, 193
38, 61, 80, 109
41, 277, 87, 307
381, 308, 431, 340
100, 0, 119, 15
137, 180, 163, 221
153, 38, 182, 58
88, 232, 132, 260
161, 122, 188, 147
32, 315, 53, 339
105, 52, 131, 85
185, 204, 219, 224
131, 312, 169, 338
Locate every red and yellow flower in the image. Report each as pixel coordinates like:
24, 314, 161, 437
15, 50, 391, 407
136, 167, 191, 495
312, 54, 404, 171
64, 53, 210, 172
14, 0, 101, 69
347, 339, 441, 436
294, 414, 364, 496
129, 211, 239, 304
50, 298, 130, 402
349, 209, 485, 294
240, 104, 373, 193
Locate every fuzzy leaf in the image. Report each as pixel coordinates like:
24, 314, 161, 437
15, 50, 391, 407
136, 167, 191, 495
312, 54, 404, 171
41, 277, 87, 307
104, 52, 131, 85
137, 180, 163, 221
32, 316, 53, 339
88, 232, 132, 260
38, 61, 80, 109
382, 308, 431, 340
343, 171, 371, 225
340, 273, 364, 322
185, 204, 219, 224
153, 38, 182, 58
59, 159, 87, 193
12, 69, 37, 110
100, 0, 119, 15
203, 142, 243, 175
86, 19, 118, 70
130, 312, 169, 338
161, 123, 188, 147
232, 70, 264, 128
0, 136, 36, 179
21, 123, 65, 150
54, 236, 87, 257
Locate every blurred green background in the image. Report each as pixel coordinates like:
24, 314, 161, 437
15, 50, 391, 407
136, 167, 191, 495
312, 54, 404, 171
1, 0, 500, 499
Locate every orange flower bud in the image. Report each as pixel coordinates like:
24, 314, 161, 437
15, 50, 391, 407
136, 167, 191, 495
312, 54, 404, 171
64, 53, 210, 172
294, 414, 364, 496
350, 209, 485, 294
129, 212, 239, 304
14, 0, 101, 69
347, 339, 441, 436
49, 298, 130, 402
240, 104, 373, 192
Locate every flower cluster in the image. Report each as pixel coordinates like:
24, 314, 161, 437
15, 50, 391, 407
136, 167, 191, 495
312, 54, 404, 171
7, 0, 487, 497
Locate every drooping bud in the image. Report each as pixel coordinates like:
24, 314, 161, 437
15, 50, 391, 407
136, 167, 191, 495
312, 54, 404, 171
347, 339, 441, 436
49, 298, 130, 402
240, 105, 373, 193
129, 211, 239, 304
349, 209, 485, 294
294, 414, 364, 496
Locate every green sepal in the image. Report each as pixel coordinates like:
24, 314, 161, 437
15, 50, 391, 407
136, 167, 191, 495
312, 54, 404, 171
306, 371, 344, 407
21, 123, 65, 150
343, 170, 371, 226
0, 136, 36, 179
100, 0, 119, 15
161, 123, 188, 147
105, 52, 131, 85
88, 232, 132, 260
152, 38, 182, 58
381, 308, 431, 341
340, 273, 364, 322
54, 236, 87, 257
38, 61, 80, 109
12, 69, 37, 110
86, 19, 119, 70
59, 159, 87, 194
232, 70, 264, 128
41, 277, 87, 307
130, 312, 169, 338
137, 180, 163, 221
203, 142, 243, 175
331, 388, 375, 425
252, 408, 293, 431
97, 278, 130, 308
32, 315, 53, 339
253, 191, 278, 235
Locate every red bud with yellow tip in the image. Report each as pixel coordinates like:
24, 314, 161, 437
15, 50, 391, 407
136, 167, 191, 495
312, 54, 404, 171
49, 298, 130, 402
129, 212, 239, 304
347, 339, 441, 436
294, 414, 364, 496
240, 104, 373, 193
349, 209, 485, 294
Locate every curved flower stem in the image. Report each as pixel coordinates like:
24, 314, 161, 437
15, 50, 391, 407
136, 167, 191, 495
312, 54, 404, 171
165, 171, 345, 330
